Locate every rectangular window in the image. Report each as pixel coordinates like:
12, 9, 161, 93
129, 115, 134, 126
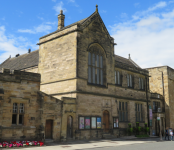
88, 67, 91, 83
127, 74, 133, 87
88, 52, 91, 65
12, 114, 17, 124
92, 67, 95, 84
12, 103, 25, 125
115, 71, 117, 84
97, 55, 99, 67
139, 77, 144, 90
100, 70, 103, 85
91, 117, 96, 129
97, 69, 99, 84
130, 75, 132, 87
119, 101, 128, 122
100, 56, 103, 68
127, 74, 130, 87
79, 117, 84, 129
19, 103, 24, 113
92, 54, 95, 66
19, 115, 23, 124
141, 78, 144, 89
117, 71, 120, 84
113, 117, 119, 128
136, 103, 143, 122
115, 70, 121, 85
13, 103, 18, 113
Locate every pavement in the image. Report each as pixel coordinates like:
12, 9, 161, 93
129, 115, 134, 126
4, 136, 173, 150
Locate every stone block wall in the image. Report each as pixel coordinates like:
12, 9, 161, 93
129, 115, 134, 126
147, 66, 174, 129
0, 68, 40, 141
0, 68, 62, 142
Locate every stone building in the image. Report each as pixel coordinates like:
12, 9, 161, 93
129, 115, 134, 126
0, 68, 62, 141
147, 66, 174, 132
0, 6, 154, 141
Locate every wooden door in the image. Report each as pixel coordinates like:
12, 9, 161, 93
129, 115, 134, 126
67, 116, 73, 138
103, 110, 109, 133
45, 120, 53, 139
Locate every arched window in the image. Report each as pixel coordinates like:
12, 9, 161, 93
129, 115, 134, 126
88, 51, 104, 85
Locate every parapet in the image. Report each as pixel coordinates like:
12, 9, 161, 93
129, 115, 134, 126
0, 68, 41, 82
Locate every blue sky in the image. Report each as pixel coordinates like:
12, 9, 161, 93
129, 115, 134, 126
0, 0, 174, 68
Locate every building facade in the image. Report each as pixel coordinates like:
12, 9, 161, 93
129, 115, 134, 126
147, 66, 174, 132
0, 7, 166, 141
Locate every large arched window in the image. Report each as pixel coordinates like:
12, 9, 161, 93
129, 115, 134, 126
88, 47, 104, 85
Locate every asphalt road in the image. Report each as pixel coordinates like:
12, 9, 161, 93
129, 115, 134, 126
83, 141, 174, 150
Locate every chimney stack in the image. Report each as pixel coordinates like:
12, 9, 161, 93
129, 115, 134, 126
58, 10, 65, 30
16, 54, 20, 57
28, 48, 31, 53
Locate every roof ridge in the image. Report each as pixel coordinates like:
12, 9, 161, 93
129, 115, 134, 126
114, 54, 128, 60
0, 56, 11, 66
10, 49, 39, 59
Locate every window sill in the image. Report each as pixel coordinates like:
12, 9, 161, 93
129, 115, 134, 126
87, 83, 107, 88
127, 86, 134, 89
11, 124, 23, 126
115, 84, 122, 87
119, 121, 129, 123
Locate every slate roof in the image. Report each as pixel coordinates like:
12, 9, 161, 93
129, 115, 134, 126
0, 50, 39, 70
114, 55, 140, 68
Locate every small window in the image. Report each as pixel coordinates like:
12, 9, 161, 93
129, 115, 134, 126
115, 70, 121, 85
139, 77, 144, 90
19, 115, 23, 124
127, 74, 133, 87
19, 103, 24, 113
12, 103, 24, 125
113, 117, 119, 128
12, 114, 17, 124
13, 103, 18, 113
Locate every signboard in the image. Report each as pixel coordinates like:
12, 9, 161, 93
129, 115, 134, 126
157, 117, 160, 121
91, 117, 96, 129
149, 105, 153, 126
97, 117, 101, 128
85, 117, 90, 129
79, 117, 84, 129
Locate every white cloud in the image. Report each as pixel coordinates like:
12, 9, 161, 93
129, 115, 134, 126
52, 0, 57, 2
132, 1, 167, 20
0, 26, 38, 64
53, 1, 67, 14
110, 3, 174, 69
18, 23, 53, 34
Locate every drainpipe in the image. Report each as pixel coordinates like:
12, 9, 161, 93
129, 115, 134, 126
145, 77, 150, 128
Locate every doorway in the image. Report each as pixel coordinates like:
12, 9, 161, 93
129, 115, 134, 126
67, 116, 73, 138
103, 110, 109, 133
45, 120, 53, 139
